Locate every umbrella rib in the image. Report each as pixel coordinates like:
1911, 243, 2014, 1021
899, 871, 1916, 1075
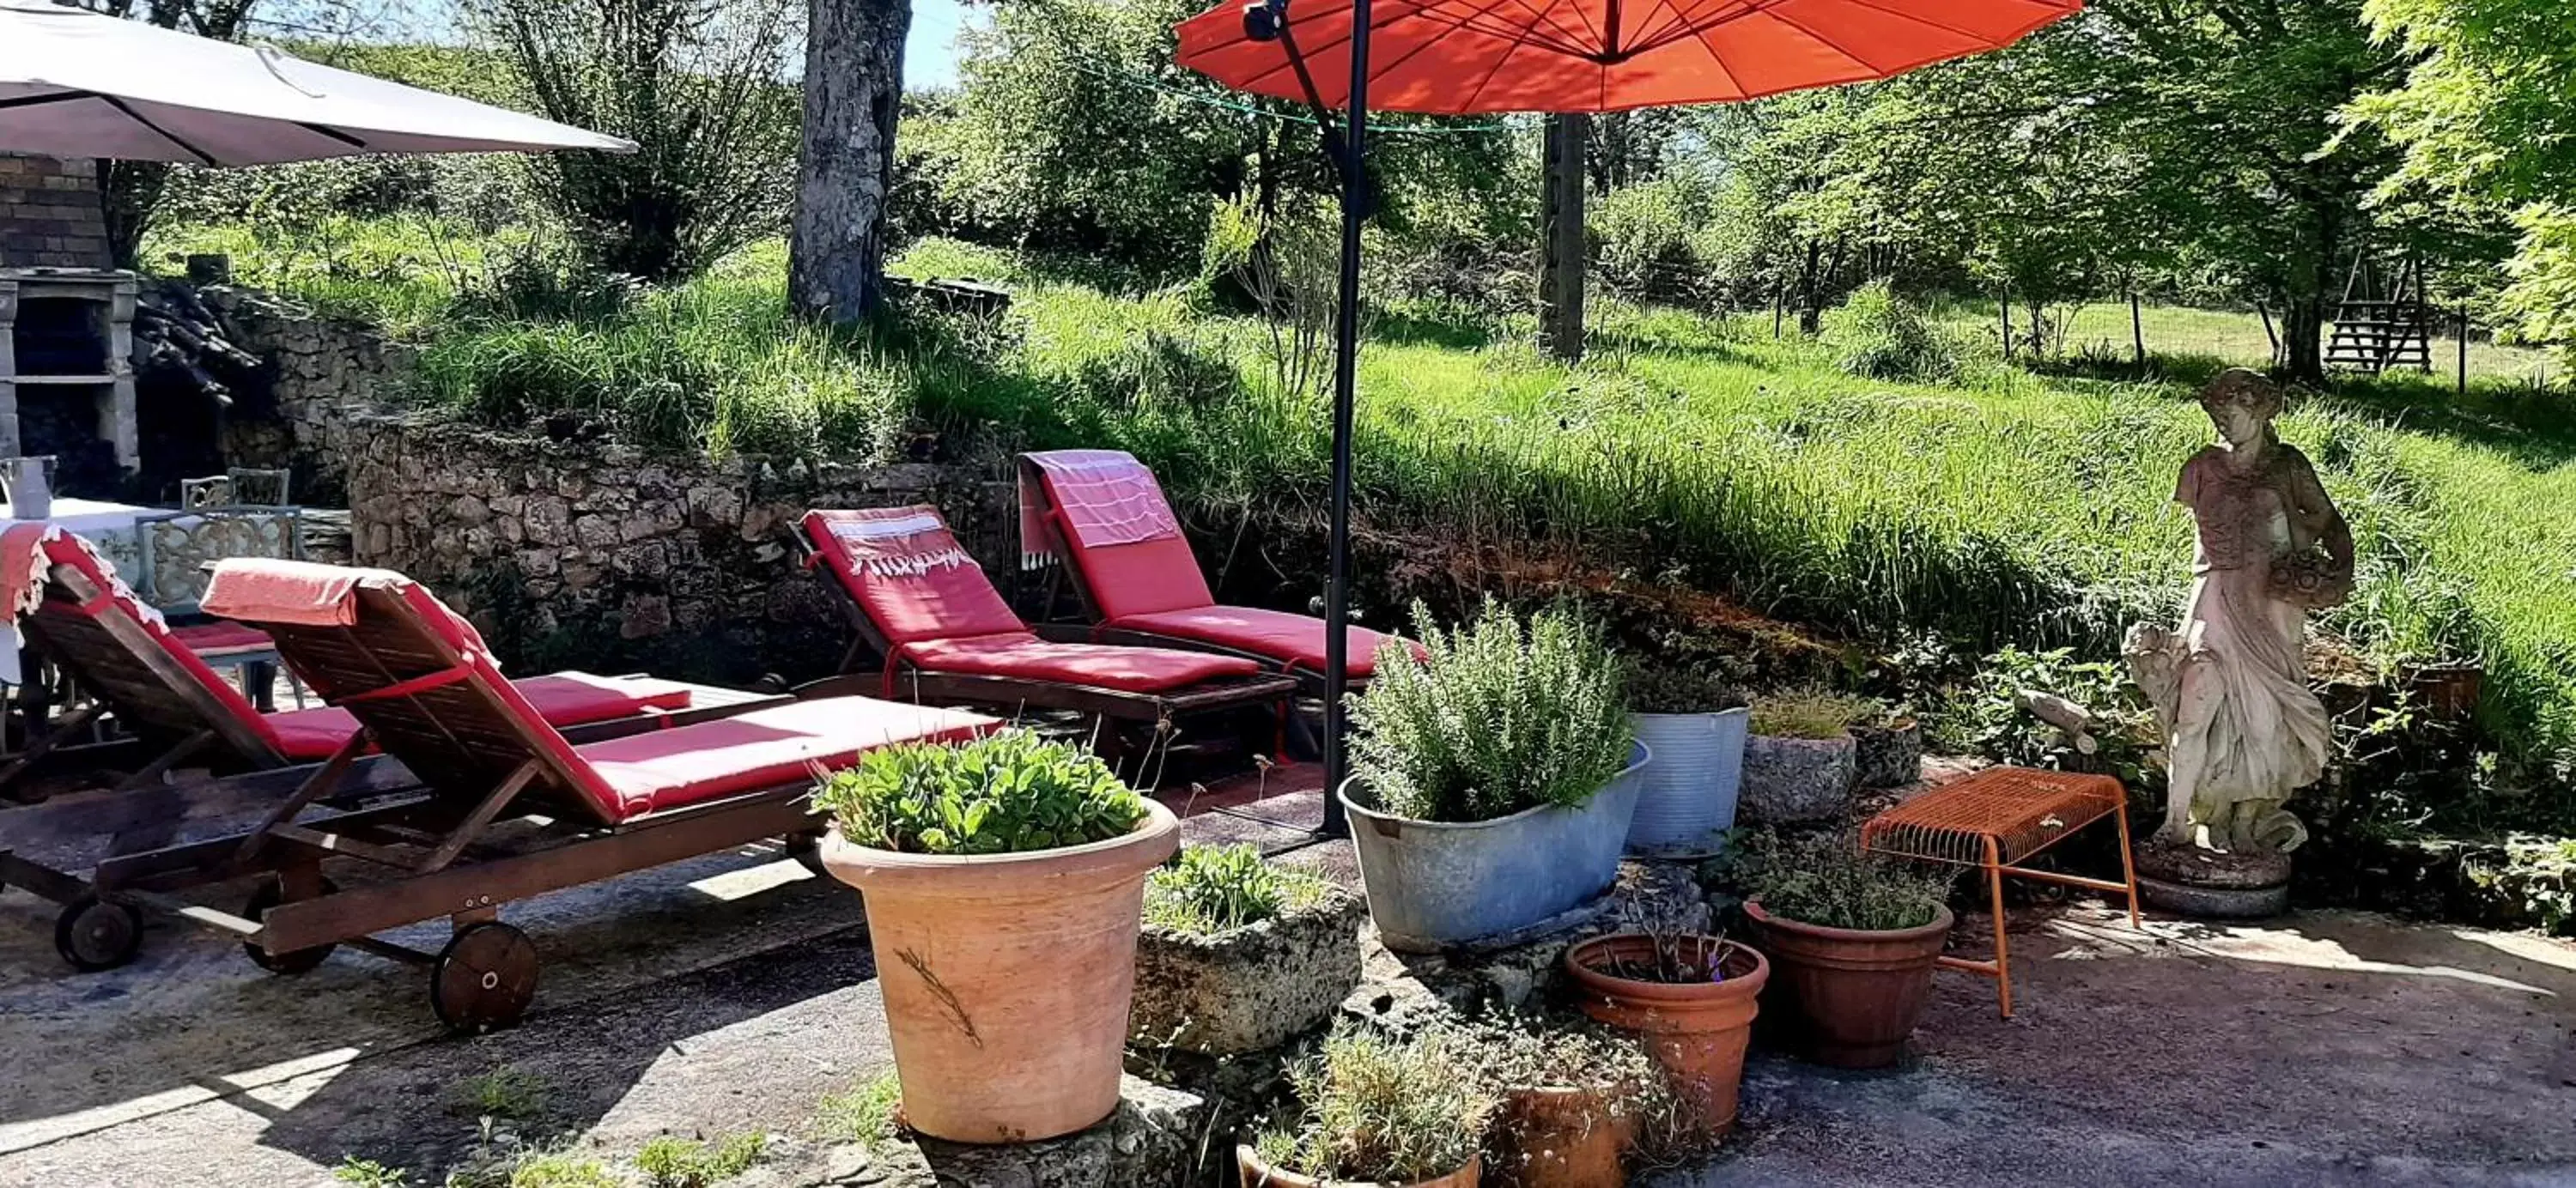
1755, 7, 1883, 75
0, 92, 91, 112
296, 122, 370, 149
1419, 0, 1597, 60
1362, 0, 1547, 94
1826, 0, 2026, 44
96, 94, 218, 166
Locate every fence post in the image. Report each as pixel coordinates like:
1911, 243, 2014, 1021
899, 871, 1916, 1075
1999, 294, 2014, 361
2129, 291, 2146, 367
2458, 306, 2470, 397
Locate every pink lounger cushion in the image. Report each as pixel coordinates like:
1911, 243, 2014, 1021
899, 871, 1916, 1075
578, 697, 991, 817
199, 561, 377, 627
263, 672, 700, 761
1108, 606, 1419, 678
168, 620, 276, 658
901, 631, 1261, 694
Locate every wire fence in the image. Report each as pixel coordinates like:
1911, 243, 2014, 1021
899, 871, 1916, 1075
1991, 300, 2564, 392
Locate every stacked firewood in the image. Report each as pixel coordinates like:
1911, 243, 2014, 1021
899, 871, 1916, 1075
133, 281, 260, 404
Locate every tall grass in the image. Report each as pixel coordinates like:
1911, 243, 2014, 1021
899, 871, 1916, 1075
143, 223, 2576, 811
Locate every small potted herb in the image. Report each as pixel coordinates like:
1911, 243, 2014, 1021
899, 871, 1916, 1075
1132, 844, 1364, 1055
1342, 599, 1646, 951
1561, 920, 1768, 1136
1242, 1024, 1494, 1187
1740, 689, 1874, 824
1730, 828, 1955, 1069
1622, 664, 1750, 855
812, 730, 1179, 1143
1465, 1015, 1684, 1188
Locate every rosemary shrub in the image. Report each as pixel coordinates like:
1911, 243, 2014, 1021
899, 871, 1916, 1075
1255, 1024, 1494, 1183
1350, 598, 1633, 823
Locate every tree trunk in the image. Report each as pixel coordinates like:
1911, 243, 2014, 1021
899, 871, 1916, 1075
790, 0, 910, 325
1538, 112, 1589, 362
2281, 203, 2342, 384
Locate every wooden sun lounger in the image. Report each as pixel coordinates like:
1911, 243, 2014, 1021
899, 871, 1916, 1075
91, 560, 990, 1031
793, 506, 1297, 761
1014, 451, 1418, 696
0, 534, 789, 971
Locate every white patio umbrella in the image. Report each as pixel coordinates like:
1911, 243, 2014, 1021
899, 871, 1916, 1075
0, 0, 634, 165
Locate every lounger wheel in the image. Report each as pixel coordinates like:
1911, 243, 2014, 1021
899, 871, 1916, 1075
431, 922, 540, 1034
241, 875, 340, 975
55, 895, 143, 972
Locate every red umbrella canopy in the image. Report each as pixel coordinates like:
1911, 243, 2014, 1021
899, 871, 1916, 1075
1176, 0, 2082, 115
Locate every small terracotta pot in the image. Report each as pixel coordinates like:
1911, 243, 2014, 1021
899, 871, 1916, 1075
1238, 1144, 1482, 1187
822, 800, 1181, 1143
1743, 899, 1953, 1070
1562, 934, 1767, 1136
1495, 1086, 1630, 1188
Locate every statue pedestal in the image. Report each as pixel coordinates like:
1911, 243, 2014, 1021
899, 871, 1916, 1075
2136, 841, 2292, 919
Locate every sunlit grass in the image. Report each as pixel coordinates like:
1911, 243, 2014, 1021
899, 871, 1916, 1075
138, 223, 2576, 812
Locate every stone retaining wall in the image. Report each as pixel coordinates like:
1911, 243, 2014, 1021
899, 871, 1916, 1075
344, 418, 1015, 684
202, 287, 416, 502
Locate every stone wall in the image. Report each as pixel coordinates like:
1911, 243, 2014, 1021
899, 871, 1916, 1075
344, 419, 1016, 684
201, 287, 417, 502
0, 155, 111, 270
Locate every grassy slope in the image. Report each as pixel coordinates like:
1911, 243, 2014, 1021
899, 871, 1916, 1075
155, 225, 2576, 806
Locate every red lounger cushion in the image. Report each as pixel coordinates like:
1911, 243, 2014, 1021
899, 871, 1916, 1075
901, 631, 1261, 694
1069, 537, 1216, 623
577, 697, 990, 817
1109, 605, 1418, 678
169, 620, 276, 658
799, 509, 1026, 644
262, 672, 700, 761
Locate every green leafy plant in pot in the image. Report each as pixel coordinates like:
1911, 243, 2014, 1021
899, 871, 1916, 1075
1242, 1023, 1495, 1187
811, 729, 1178, 1143
1132, 844, 1362, 1056
1728, 827, 1955, 1069
1341, 599, 1644, 951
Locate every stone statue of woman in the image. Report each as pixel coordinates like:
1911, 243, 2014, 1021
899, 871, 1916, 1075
2126, 369, 2353, 858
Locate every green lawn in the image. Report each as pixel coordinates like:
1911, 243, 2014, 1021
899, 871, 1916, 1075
154, 224, 2576, 818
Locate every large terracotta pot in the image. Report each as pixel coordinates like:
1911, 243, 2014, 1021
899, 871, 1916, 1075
1495, 1086, 1629, 1188
822, 799, 1180, 1143
1743, 899, 1953, 1070
1562, 934, 1767, 1136
1238, 1145, 1481, 1188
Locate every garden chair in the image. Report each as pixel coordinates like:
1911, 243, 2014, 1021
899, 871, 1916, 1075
89, 558, 993, 1031
795, 506, 1299, 758
1015, 450, 1419, 692
0, 527, 788, 969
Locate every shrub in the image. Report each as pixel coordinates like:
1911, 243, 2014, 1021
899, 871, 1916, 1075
1255, 1025, 1495, 1184
465, 0, 801, 282
1724, 827, 1952, 931
1143, 844, 1332, 934
1749, 689, 1879, 740
1820, 281, 1956, 383
1350, 599, 1633, 823
1627, 663, 1744, 715
1927, 646, 2160, 791
811, 730, 1147, 855
1461, 1015, 1702, 1170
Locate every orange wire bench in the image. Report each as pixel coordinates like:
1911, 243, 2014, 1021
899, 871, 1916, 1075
1860, 767, 2142, 1018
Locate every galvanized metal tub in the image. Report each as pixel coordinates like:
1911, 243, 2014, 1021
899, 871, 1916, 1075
1625, 709, 1747, 853
1340, 742, 1650, 953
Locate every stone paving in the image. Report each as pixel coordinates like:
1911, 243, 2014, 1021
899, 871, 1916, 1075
3, 761, 2573, 1187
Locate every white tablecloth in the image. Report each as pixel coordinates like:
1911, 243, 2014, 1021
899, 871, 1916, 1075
3, 499, 158, 686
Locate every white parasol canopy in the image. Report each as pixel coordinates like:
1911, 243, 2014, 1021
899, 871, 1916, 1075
0, 1, 635, 165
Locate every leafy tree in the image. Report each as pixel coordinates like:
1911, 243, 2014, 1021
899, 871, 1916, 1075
470, 0, 801, 283
2355, 0, 2576, 354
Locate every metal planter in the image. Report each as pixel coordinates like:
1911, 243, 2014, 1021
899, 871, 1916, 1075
1340, 742, 1649, 953
1625, 709, 1748, 852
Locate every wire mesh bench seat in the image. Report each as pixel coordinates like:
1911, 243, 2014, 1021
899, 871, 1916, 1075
1861, 766, 2142, 1018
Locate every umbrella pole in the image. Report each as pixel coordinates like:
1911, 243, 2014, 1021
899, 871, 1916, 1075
1318, 0, 1371, 839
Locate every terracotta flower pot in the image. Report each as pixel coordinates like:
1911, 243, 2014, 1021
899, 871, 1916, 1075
1237, 1144, 1481, 1188
1743, 899, 1953, 1070
821, 799, 1181, 1144
1562, 934, 1767, 1136
1495, 1086, 1630, 1188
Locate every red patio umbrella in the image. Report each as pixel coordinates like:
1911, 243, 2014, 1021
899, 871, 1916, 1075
1174, 0, 2083, 833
